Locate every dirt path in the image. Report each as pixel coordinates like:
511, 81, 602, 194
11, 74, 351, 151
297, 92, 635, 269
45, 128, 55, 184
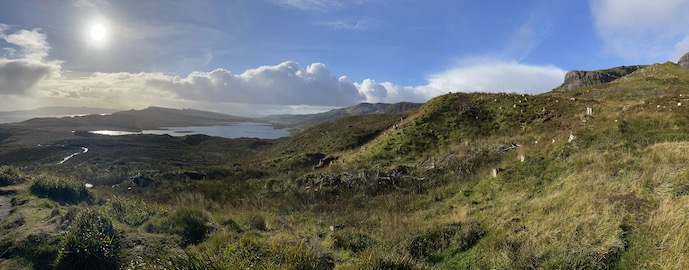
0, 190, 15, 221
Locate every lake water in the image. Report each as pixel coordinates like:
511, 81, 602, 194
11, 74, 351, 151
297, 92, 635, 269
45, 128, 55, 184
90, 122, 290, 139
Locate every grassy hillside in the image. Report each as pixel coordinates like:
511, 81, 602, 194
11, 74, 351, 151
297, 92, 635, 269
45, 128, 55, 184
3, 62, 689, 269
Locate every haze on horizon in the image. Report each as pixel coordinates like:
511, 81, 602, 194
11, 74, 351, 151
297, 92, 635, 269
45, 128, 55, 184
1, 0, 688, 116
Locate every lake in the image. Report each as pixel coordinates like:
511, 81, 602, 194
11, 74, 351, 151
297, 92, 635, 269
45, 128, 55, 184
90, 122, 290, 139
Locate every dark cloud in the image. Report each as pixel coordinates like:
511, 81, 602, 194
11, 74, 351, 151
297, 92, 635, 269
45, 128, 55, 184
0, 59, 56, 95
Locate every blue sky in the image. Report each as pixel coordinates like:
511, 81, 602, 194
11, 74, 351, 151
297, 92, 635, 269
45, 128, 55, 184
1, 0, 689, 115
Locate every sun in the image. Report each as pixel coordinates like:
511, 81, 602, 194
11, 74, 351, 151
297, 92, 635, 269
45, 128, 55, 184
90, 24, 106, 41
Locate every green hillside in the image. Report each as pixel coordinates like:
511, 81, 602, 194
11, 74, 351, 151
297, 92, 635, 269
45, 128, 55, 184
3, 62, 689, 269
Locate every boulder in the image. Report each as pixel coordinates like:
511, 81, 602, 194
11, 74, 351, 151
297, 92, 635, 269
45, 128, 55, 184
678, 52, 689, 69
553, 65, 646, 91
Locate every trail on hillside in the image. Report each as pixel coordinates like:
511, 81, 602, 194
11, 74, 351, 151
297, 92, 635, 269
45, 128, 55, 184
57, 147, 88, 164
0, 190, 14, 220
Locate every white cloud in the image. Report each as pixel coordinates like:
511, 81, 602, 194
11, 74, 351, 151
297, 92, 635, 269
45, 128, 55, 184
426, 58, 566, 94
27, 58, 565, 113
589, 0, 689, 61
0, 25, 567, 112
269, 0, 344, 12
353, 58, 566, 104
146, 61, 364, 106
313, 19, 371, 30
0, 27, 61, 95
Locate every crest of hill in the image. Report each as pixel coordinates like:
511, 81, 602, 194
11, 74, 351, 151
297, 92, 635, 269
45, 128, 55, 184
553, 65, 647, 91
268, 102, 422, 128
554, 52, 689, 93
566, 62, 689, 100
0, 106, 119, 116
16, 106, 252, 131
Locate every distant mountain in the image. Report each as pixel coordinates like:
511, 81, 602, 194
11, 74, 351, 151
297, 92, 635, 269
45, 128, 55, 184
14, 106, 253, 131
267, 102, 422, 127
0, 106, 120, 116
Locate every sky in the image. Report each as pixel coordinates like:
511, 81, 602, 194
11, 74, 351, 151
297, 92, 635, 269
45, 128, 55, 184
1, 0, 689, 116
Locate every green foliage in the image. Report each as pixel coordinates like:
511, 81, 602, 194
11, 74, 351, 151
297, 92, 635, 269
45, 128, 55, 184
160, 208, 211, 247
55, 208, 120, 270
29, 175, 92, 204
353, 252, 421, 270
0, 166, 23, 186
249, 214, 268, 231
223, 233, 328, 269
152, 233, 330, 270
332, 230, 376, 253
408, 222, 484, 262
16, 233, 61, 269
107, 196, 160, 227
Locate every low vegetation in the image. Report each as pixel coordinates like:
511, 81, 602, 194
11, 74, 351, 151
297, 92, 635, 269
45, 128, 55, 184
3, 62, 689, 268
29, 175, 92, 204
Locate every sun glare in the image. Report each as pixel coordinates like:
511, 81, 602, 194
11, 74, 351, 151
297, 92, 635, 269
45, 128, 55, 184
90, 24, 106, 41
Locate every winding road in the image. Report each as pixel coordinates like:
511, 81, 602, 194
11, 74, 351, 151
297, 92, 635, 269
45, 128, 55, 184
57, 147, 89, 164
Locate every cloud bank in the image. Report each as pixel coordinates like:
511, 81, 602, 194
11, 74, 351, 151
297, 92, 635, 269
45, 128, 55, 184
147, 61, 364, 106
0, 25, 567, 113
590, 0, 689, 61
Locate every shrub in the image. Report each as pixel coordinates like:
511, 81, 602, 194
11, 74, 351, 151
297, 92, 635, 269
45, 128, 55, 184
408, 221, 484, 262
0, 166, 23, 186
107, 196, 159, 227
55, 209, 120, 270
30, 175, 91, 204
249, 214, 268, 231
161, 208, 211, 247
16, 233, 61, 269
332, 230, 376, 253
354, 252, 420, 270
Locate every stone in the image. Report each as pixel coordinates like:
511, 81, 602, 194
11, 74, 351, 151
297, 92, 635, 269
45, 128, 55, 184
679, 52, 689, 69
554, 65, 646, 91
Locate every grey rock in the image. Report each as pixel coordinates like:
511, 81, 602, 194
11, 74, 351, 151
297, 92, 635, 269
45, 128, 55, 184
554, 65, 647, 91
678, 52, 689, 69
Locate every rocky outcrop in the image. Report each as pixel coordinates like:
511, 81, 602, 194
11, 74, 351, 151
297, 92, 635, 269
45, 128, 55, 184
554, 65, 647, 91
678, 52, 689, 69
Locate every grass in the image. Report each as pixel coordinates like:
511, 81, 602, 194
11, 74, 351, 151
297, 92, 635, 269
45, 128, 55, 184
29, 175, 92, 204
6, 61, 689, 268
54, 208, 120, 270
0, 166, 24, 186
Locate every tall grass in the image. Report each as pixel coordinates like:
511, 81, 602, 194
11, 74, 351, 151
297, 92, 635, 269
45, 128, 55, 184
29, 175, 92, 204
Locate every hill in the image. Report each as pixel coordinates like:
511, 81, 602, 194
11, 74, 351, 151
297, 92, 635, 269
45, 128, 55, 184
0, 106, 120, 116
267, 102, 422, 128
553, 65, 647, 91
3, 58, 689, 268
11, 106, 253, 132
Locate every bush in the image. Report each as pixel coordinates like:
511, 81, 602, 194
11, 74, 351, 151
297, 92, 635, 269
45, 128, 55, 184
16, 233, 61, 269
0, 166, 23, 186
30, 175, 91, 204
249, 214, 268, 231
354, 253, 420, 270
332, 230, 376, 253
161, 208, 211, 247
55, 209, 120, 270
107, 196, 159, 227
408, 221, 484, 262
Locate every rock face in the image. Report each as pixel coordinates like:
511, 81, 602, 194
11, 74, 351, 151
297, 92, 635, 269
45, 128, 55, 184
554, 65, 647, 91
678, 52, 689, 69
